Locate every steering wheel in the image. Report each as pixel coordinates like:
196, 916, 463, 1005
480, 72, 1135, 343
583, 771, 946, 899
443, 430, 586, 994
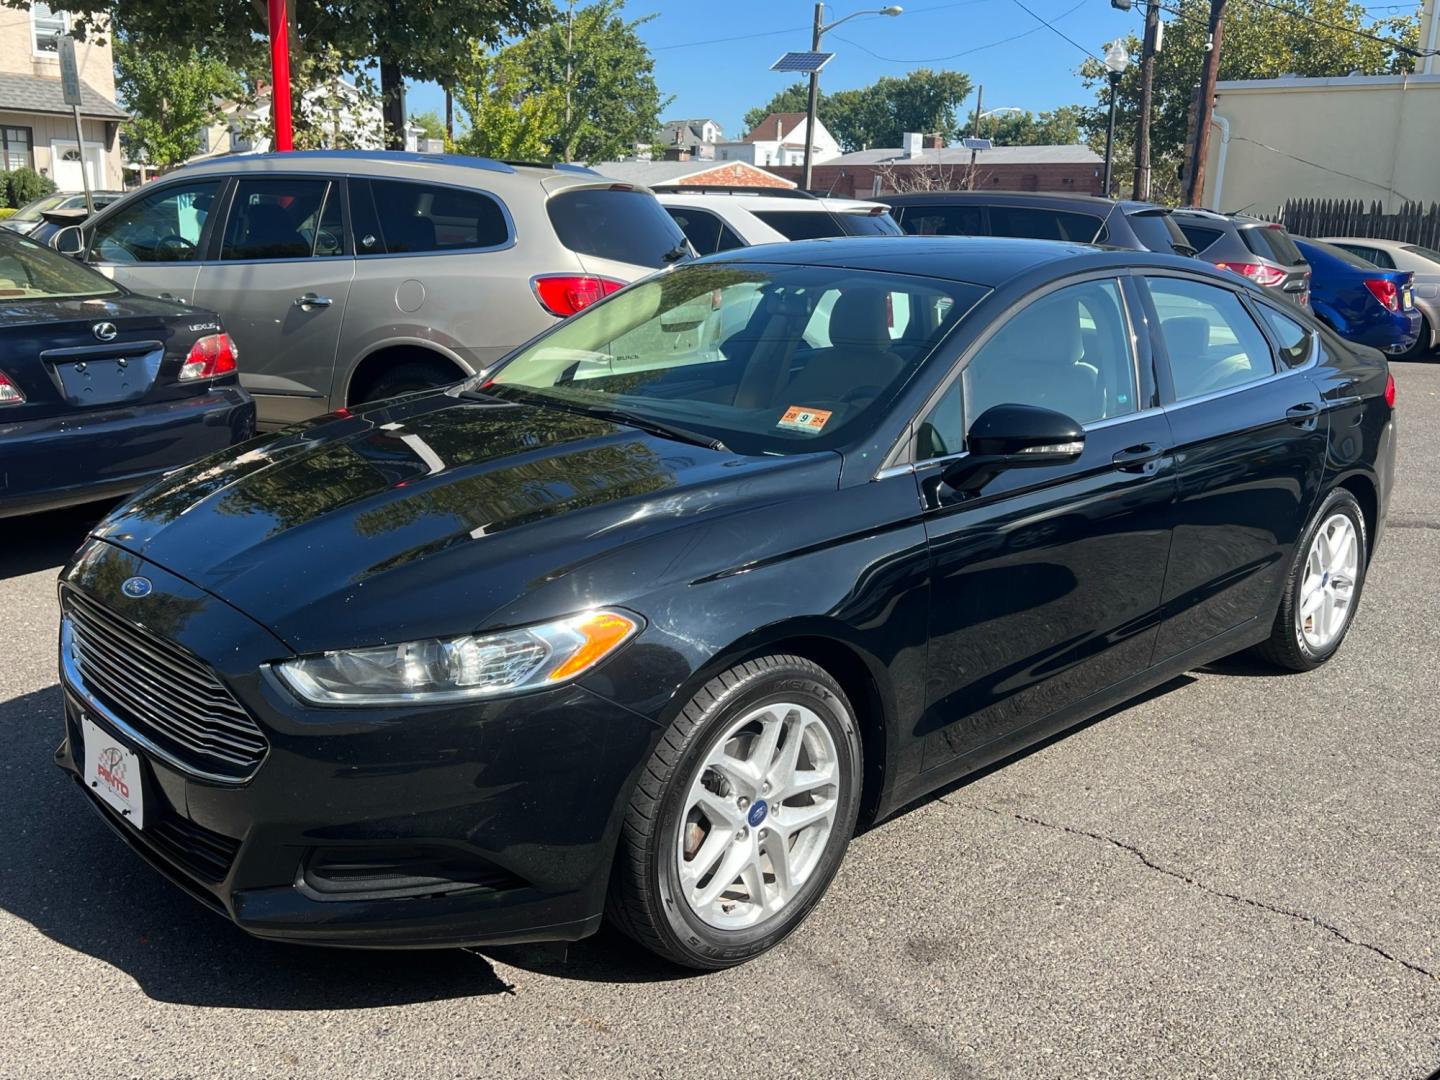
154, 234, 196, 259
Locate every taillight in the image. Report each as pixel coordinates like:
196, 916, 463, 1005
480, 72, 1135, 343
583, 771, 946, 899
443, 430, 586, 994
1364, 279, 1400, 313
178, 333, 239, 381
1216, 261, 1286, 287
532, 274, 624, 317
1384, 372, 1396, 409
0, 368, 23, 404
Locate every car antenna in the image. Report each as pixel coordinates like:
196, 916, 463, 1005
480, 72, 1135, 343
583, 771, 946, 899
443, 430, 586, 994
1089, 198, 1123, 246
824, 169, 844, 197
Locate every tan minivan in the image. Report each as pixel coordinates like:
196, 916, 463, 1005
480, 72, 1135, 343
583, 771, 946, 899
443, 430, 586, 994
55, 151, 689, 426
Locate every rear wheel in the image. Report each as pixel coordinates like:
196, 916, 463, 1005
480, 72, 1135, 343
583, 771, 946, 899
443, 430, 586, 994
1397, 313, 1432, 360
607, 655, 861, 969
354, 359, 460, 404
1254, 489, 1368, 671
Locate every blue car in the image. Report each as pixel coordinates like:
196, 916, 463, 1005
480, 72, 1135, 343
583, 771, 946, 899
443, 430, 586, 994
1295, 237, 1421, 354
0, 230, 255, 518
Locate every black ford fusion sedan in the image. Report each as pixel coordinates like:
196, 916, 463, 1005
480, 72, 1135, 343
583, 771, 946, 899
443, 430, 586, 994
0, 230, 254, 518
56, 237, 1394, 969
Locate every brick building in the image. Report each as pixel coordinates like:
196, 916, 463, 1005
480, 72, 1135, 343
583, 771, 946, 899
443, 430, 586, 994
767, 140, 1103, 198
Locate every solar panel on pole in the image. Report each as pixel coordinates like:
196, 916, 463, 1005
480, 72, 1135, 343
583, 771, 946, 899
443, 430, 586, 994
770, 51, 834, 73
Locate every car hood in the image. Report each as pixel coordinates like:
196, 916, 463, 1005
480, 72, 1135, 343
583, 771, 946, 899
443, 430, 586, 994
93, 390, 836, 652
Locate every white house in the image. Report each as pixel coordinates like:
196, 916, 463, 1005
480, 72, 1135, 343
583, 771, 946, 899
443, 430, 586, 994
714, 111, 841, 168
658, 117, 723, 158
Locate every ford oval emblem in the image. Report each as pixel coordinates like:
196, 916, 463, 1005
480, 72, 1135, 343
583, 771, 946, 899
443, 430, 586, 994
120, 576, 152, 598
93, 321, 118, 342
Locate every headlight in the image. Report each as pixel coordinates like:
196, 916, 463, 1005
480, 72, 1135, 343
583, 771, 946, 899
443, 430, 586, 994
273, 610, 640, 705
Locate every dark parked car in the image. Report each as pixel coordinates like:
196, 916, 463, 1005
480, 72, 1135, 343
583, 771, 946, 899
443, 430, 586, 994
57, 237, 1394, 969
0, 230, 254, 518
0, 190, 123, 236
1295, 237, 1422, 357
1171, 209, 1311, 307
880, 191, 1195, 256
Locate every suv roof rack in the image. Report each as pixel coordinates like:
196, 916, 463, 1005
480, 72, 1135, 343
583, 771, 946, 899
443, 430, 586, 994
501, 160, 601, 175
178, 149, 518, 175
667, 185, 818, 200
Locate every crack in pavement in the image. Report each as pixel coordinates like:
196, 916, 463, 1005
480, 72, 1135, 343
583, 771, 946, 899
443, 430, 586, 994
942, 798, 1438, 984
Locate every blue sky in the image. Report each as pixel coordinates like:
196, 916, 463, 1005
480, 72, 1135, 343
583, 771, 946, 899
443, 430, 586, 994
405, 0, 1144, 141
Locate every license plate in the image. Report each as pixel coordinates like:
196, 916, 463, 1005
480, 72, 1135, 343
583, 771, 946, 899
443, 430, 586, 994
1403, 286, 1414, 309
81, 715, 145, 829
54, 356, 154, 407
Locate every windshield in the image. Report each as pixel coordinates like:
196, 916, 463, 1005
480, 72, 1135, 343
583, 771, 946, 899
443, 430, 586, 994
0, 231, 120, 300
485, 263, 986, 455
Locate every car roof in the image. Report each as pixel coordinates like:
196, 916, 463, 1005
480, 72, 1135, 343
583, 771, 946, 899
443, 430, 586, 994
1321, 236, 1408, 249
163, 149, 622, 193
877, 190, 1161, 214
1171, 207, 1272, 228
655, 189, 887, 212
697, 234, 1199, 288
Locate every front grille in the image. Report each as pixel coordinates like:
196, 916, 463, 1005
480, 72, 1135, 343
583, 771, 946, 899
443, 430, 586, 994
62, 589, 268, 782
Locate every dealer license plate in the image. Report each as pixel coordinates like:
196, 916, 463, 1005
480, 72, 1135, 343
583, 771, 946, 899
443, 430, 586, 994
81, 715, 145, 829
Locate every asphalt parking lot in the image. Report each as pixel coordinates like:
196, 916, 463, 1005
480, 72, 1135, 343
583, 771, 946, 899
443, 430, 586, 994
1, 361, 1437, 1080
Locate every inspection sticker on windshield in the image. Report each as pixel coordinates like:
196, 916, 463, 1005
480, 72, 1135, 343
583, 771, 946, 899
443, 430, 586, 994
778, 406, 832, 434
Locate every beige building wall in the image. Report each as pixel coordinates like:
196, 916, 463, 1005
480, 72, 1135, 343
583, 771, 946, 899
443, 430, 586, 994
1201, 74, 1440, 216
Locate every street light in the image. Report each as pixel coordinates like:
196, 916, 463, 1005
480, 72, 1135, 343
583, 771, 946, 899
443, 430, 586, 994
1102, 40, 1130, 197
801, 5, 903, 189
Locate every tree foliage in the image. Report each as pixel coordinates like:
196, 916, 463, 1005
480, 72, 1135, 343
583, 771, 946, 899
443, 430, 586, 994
115, 37, 240, 171
411, 110, 447, 141
455, 0, 665, 162
964, 105, 1084, 147
743, 69, 973, 151
1076, 0, 1421, 203
5, 0, 550, 146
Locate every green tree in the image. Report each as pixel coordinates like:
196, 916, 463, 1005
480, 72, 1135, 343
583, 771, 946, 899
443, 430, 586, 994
453, 42, 565, 160
1077, 0, 1420, 203
6, 0, 550, 148
742, 69, 972, 151
411, 109, 447, 141
965, 105, 1085, 147
115, 37, 239, 172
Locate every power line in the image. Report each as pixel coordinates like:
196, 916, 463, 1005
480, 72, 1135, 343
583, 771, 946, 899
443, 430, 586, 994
829, 0, 1090, 63
1228, 134, 1417, 200
652, 25, 809, 52
1007, 0, 1104, 60
1154, 0, 1436, 58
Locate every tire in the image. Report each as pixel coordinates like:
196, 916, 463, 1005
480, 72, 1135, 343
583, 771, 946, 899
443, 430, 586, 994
607, 655, 862, 969
1398, 313, 1431, 360
1254, 489, 1368, 672
355, 360, 459, 404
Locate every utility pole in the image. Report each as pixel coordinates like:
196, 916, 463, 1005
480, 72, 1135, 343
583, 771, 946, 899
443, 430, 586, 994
802, 2, 824, 190
1133, 0, 1161, 199
445, 89, 453, 144
966, 84, 983, 190
564, 0, 574, 160
1184, 0, 1227, 206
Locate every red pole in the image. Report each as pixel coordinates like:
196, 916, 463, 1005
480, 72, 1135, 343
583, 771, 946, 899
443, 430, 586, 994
268, 0, 293, 151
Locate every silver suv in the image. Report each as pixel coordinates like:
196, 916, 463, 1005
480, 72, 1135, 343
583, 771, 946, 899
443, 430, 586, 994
55, 151, 689, 425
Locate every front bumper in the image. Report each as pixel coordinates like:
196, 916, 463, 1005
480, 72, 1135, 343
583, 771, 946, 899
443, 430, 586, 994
57, 540, 662, 949
0, 386, 254, 518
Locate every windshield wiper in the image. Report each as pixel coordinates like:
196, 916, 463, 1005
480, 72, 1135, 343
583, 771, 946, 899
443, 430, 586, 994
661, 242, 691, 264
582, 404, 729, 452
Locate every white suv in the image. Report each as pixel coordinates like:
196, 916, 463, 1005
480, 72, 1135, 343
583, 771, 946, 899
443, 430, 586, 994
656, 187, 900, 255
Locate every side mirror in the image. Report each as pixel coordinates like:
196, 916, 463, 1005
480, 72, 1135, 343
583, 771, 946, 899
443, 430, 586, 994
52, 225, 85, 257
941, 403, 1085, 493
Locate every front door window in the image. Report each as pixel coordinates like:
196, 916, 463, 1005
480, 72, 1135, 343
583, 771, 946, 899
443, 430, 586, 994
88, 182, 221, 264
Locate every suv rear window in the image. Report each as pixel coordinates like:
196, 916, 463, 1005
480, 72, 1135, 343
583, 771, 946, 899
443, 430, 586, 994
752, 210, 849, 241
1178, 223, 1225, 254
1127, 211, 1191, 255
548, 188, 687, 269
833, 212, 902, 237
1241, 224, 1305, 266
896, 205, 983, 236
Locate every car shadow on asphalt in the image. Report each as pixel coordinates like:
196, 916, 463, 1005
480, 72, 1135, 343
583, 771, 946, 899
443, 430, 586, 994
0, 502, 110, 582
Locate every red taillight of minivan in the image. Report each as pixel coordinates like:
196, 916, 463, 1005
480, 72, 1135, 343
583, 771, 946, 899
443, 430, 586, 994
178, 333, 240, 381
532, 275, 625, 317
1364, 279, 1401, 313
1215, 261, 1286, 287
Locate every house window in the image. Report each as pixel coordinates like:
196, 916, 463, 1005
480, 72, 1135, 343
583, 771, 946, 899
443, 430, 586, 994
1, 127, 33, 171
32, 2, 69, 53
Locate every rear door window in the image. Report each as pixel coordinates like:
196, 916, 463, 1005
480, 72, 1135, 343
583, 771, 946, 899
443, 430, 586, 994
1147, 277, 1277, 400
547, 187, 687, 268
1241, 225, 1305, 266
364, 178, 510, 254
752, 210, 846, 241
988, 206, 1105, 243
220, 178, 338, 261
665, 206, 745, 256
896, 204, 983, 236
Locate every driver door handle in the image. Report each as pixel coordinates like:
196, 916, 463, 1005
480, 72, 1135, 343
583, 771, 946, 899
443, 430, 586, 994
1112, 443, 1165, 473
294, 293, 333, 308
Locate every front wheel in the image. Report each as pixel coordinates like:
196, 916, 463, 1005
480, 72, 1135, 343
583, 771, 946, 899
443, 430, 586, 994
607, 655, 862, 969
1254, 489, 1368, 671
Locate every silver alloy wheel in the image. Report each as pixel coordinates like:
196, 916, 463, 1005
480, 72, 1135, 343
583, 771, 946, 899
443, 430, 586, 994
677, 702, 841, 930
1299, 512, 1360, 650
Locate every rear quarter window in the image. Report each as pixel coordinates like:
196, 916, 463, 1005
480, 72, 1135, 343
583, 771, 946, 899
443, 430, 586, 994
360, 178, 511, 254
548, 188, 687, 269
1178, 223, 1225, 255
1241, 225, 1305, 266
